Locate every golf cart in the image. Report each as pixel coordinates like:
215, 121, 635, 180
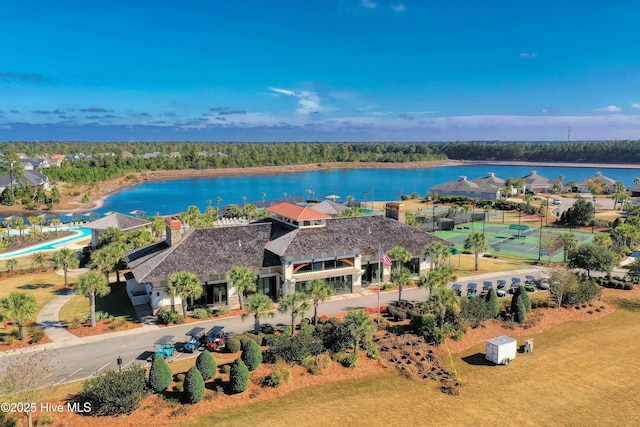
482, 281, 493, 297
204, 326, 226, 352
524, 275, 536, 292
154, 335, 176, 359
467, 283, 478, 298
183, 327, 206, 353
452, 284, 462, 296
497, 279, 507, 289
537, 272, 550, 290
509, 277, 521, 294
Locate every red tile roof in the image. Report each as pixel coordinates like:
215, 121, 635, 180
266, 202, 332, 221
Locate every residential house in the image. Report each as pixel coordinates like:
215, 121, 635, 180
84, 212, 151, 249
0, 170, 50, 194
124, 202, 447, 313
520, 171, 551, 193
577, 171, 618, 194
430, 176, 501, 200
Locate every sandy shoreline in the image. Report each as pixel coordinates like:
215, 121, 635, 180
2, 159, 638, 215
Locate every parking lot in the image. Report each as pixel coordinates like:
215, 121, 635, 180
449, 271, 549, 299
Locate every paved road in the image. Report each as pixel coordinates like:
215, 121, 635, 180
0, 268, 541, 385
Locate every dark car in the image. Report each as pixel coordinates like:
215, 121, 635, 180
204, 326, 226, 352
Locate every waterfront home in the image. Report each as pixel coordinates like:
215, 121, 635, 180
430, 175, 501, 200
124, 202, 447, 313
520, 170, 551, 193
577, 171, 618, 194
0, 169, 50, 194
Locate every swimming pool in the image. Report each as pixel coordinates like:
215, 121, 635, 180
0, 227, 91, 259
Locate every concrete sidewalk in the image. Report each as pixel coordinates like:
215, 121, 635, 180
35, 290, 86, 347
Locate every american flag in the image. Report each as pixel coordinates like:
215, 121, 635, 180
379, 246, 392, 269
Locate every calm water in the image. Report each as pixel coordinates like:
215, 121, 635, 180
97, 164, 640, 216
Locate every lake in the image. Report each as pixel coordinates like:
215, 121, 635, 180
96, 164, 640, 216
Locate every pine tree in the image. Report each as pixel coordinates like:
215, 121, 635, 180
240, 339, 263, 371
487, 288, 501, 318
196, 350, 217, 381
229, 358, 249, 394
148, 355, 172, 393
184, 366, 205, 404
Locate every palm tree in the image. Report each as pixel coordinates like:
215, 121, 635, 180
243, 204, 258, 221
5, 258, 18, 273
74, 271, 110, 327
634, 177, 640, 185
167, 271, 203, 318
50, 249, 79, 286
557, 233, 579, 264
429, 285, 461, 329
215, 197, 222, 215
344, 310, 375, 358
52, 218, 61, 235
389, 246, 412, 302
463, 232, 490, 271
30, 252, 48, 271
304, 279, 333, 326
418, 265, 457, 297
242, 293, 274, 334
278, 292, 310, 335
0, 292, 38, 340
226, 266, 256, 310
90, 244, 121, 283
424, 241, 450, 269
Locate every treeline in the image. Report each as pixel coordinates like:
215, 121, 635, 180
3, 140, 640, 185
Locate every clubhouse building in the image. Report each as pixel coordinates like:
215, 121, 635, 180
124, 202, 447, 313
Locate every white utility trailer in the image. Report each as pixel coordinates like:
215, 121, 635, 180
486, 335, 517, 365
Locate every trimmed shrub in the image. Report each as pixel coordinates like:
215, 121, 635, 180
225, 337, 241, 353
76, 365, 147, 416
148, 355, 172, 393
29, 329, 45, 344
196, 350, 217, 381
264, 328, 325, 363
156, 310, 180, 325
341, 353, 359, 368
213, 305, 231, 316
184, 366, 205, 404
241, 339, 263, 371
220, 364, 231, 374
262, 360, 292, 387
229, 358, 250, 394
192, 308, 210, 319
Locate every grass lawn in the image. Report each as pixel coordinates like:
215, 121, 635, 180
183, 290, 640, 427
58, 282, 139, 326
0, 271, 66, 311
450, 253, 531, 277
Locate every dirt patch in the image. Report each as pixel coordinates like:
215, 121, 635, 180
374, 333, 461, 395
66, 319, 142, 337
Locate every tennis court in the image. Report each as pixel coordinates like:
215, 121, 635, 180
435, 223, 594, 261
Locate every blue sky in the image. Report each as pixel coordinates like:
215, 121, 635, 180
1, 0, 639, 142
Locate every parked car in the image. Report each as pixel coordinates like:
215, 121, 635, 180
553, 198, 562, 205
204, 326, 226, 352
452, 284, 462, 296
183, 327, 206, 353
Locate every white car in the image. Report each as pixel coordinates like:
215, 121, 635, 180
553, 198, 562, 205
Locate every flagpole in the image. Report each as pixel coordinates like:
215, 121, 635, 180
377, 244, 381, 325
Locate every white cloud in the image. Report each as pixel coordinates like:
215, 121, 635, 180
595, 105, 622, 112
519, 52, 538, 59
269, 87, 323, 115
361, 0, 378, 9
391, 3, 406, 12
631, 103, 640, 109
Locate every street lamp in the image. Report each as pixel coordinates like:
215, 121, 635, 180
592, 195, 597, 233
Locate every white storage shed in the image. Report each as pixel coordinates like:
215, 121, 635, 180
486, 335, 517, 365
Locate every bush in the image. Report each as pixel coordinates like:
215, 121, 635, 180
264, 328, 325, 363
262, 360, 292, 387
184, 366, 205, 404
220, 364, 231, 374
341, 353, 359, 368
76, 365, 147, 416
196, 350, 217, 381
192, 308, 211, 319
241, 339, 263, 371
29, 329, 45, 344
226, 337, 241, 353
624, 283, 634, 290
212, 305, 231, 316
156, 310, 180, 325
36, 415, 55, 425
148, 355, 172, 393
229, 358, 250, 394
